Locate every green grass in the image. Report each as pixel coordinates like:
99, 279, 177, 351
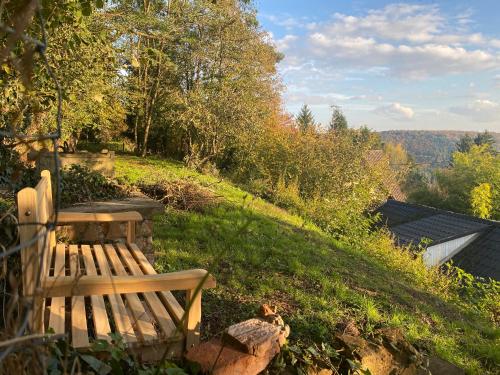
115, 155, 499, 374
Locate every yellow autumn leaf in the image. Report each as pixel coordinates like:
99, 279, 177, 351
93, 93, 103, 103
131, 56, 140, 68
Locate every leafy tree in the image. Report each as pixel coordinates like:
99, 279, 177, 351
296, 104, 315, 132
456, 134, 474, 153
328, 105, 347, 132
470, 183, 493, 219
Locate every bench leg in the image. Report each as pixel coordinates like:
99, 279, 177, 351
184, 289, 201, 350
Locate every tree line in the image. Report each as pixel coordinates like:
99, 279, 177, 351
1, 0, 393, 239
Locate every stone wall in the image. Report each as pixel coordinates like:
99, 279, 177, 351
37, 150, 115, 177
58, 194, 164, 263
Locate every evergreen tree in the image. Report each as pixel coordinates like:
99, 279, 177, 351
456, 134, 474, 153
328, 105, 348, 132
296, 105, 315, 132
474, 131, 495, 148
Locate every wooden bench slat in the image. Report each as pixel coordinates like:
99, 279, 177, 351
129, 243, 184, 323
48, 244, 66, 334
69, 245, 89, 348
81, 245, 112, 342
115, 243, 177, 338
103, 244, 157, 342
92, 244, 137, 343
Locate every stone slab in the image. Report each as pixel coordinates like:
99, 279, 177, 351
61, 193, 164, 217
222, 318, 283, 357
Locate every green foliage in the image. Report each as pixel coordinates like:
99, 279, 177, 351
456, 134, 474, 153
456, 131, 497, 154
273, 176, 304, 211
328, 104, 348, 132
409, 145, 500, 220
444, 264, 500, 325
112, 0, 281, 158
271, 342, 340, 373
474, 131, 496, 149
0, 0, 126, 147
47, 333, 189, 374
0, 143, 36, 191
60, 165, 127, 207
470, 182, 493, 219
296, 104, 316, 132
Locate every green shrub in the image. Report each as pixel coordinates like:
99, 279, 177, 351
60, 165, 128, 207
272, 176, 304, 212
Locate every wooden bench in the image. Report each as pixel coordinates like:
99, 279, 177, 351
16, 170, 215, 361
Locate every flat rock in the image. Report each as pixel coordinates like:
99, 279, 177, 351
222, 318, 285, 356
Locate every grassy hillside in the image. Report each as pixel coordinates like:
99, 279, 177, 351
379, 130, 500, 168
115, 156, 499, 374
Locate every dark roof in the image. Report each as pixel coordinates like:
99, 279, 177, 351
391, 214, 490, 246
376, 199, 435, 226
376, 199, 499, 280
453, 227, 500, 280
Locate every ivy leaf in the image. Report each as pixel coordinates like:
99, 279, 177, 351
80, 354, 112, 375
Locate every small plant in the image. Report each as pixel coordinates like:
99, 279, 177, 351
270, 342, 341, 374
46, 334, 191, 374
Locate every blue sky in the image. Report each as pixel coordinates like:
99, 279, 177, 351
255, 1, 500, 131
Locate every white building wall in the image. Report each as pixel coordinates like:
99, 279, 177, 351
423, 232, 481, 267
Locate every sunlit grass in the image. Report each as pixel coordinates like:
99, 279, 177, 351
116, 155, 499, 374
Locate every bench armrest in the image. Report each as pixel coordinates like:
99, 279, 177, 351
57, 211, 143, 223
40, 269, 216, 298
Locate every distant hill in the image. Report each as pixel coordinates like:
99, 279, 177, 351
379, 130, 500, 168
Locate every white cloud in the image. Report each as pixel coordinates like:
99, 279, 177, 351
261, 14, 310, 30
280, 3, 500, 79
374, 102, 415, 120
274, 34, 298, 52
285, 92, 352, 105
450, 99, 500, 122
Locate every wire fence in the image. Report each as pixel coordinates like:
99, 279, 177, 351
0, 0, 63, 366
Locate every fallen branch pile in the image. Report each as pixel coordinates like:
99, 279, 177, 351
138, 179, 221, 212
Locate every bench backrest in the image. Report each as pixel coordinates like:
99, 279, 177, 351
17, 170, 56, 299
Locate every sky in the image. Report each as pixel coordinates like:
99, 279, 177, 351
255, 0, 500, 132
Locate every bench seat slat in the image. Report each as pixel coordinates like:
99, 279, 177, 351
102, 244, 157, 342
48, 244, 66, 334
69, 245, 89, 348
92, 244, 137, 343
81, 245, 112, 342
115, 243, 178, 338
129, 243, 185, 323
